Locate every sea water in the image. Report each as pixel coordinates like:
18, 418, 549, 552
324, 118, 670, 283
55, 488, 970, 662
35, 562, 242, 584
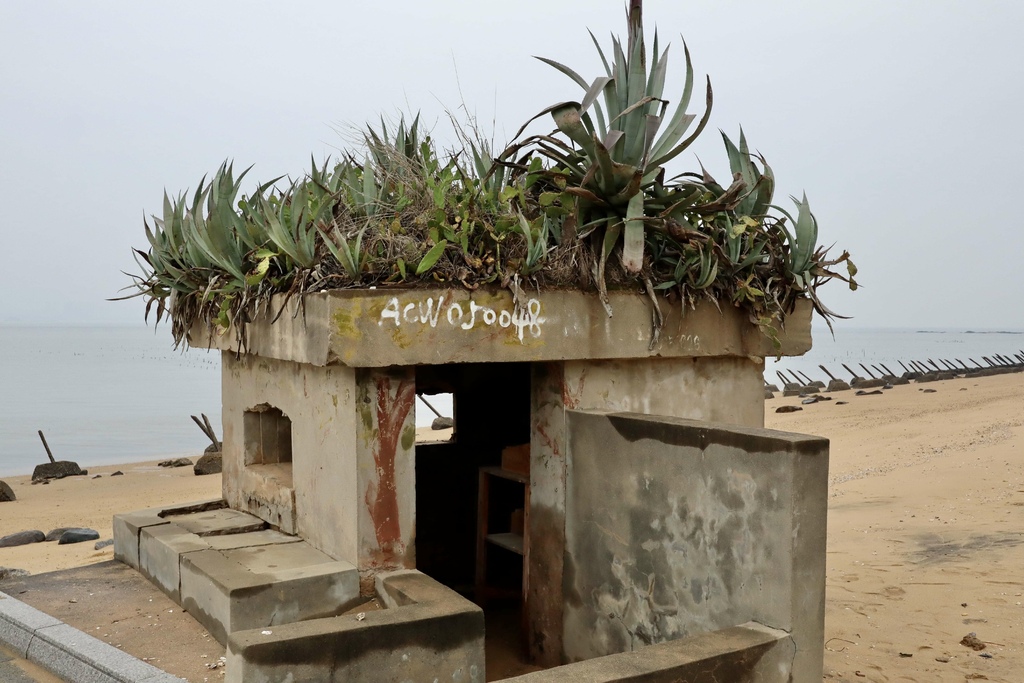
1, 324, 1020, 477
767, 324, 1024, 385
0, 326, 222, 477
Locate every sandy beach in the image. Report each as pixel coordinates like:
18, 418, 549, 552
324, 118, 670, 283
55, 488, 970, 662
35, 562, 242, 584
766, 371, 1024, 683
1, 372, 1022, 682
0, 460, 221, 575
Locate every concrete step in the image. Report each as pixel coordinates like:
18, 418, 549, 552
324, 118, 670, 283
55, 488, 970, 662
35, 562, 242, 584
114, 503, 361, 645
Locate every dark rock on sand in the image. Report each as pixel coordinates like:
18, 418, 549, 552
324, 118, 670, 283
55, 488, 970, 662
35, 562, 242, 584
855, 389, 884, 396
775, 405, 803, 413
431, 416, 454, 430
45, 527, 72, 542
194, 452, 223, 476
94, 539, 114, 550
57, 528, 100, 545
158, 458, 193, 468
0, 480, 15, 502
960, 633, 986, 651
111, 471, 124, 476
32, 460, 85, 483
0, 530, 45, 548
0, 567, 30, 581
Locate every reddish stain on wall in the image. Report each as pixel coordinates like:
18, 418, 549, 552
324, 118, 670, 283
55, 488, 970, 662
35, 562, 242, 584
365, 374, 415, 566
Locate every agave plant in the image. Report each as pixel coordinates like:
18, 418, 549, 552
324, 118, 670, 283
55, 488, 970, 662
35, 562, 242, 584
118, 1, 855, 348
501, 0, 712, 286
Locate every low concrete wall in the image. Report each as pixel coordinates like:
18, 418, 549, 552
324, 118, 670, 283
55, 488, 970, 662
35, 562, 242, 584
502, 622, 792, 683
562, 411, 828, 683
527, 356, 768, 665
222, 353, 359, 557
225, 570, 484, 683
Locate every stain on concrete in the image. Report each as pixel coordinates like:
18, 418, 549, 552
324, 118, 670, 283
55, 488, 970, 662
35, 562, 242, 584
364, 375, 415, 566
562, 410, 827, 669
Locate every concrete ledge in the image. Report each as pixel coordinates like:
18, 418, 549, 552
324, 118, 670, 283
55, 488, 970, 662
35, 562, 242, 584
225, 570, 484, 683
178, 542, 360, 645
112, 499, 223, 570
118, 503, 359, 647
501, 622, 793, 683
0, 592, 185, 683
189, 290, 813, 367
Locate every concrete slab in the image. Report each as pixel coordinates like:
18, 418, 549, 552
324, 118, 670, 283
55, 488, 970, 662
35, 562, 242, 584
178, 542, 360, 645
226, 570, 484, 683
163, 507, 266, 536
112, 499, 226, 570
204, 528, 302, 551
139, 523, 210, 602
112, 507, 169, 571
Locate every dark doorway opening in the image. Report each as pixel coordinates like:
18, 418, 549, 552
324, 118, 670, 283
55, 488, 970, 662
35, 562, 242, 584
414, 363, 539, 677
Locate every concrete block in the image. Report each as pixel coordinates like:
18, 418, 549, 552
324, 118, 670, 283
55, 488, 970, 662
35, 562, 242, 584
112, 507, 168, 570
226, 570, 484, 683
139, 524, 210, 602
180, 542, 360, 645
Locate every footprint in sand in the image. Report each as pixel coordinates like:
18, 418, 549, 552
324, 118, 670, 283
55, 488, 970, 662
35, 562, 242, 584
881, 585, 906, 599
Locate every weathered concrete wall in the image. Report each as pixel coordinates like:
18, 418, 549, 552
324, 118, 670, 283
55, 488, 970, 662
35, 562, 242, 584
222, 356, 418, 587
561, 411, 828, 682
221, 353, 359, 562
192, 289, 812, 368
225, 570, 484, 683
564, 356, 766, 428
355, 367, 417, 591
527, 356, 767, 665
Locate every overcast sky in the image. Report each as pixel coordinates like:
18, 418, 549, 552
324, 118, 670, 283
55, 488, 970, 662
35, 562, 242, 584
2, 1, 1022, 330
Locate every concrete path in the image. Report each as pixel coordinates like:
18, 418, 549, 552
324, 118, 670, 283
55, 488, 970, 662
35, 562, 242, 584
0, 590, 185, 682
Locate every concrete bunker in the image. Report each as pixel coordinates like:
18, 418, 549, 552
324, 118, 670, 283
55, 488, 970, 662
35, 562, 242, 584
115, 288, 828, 682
